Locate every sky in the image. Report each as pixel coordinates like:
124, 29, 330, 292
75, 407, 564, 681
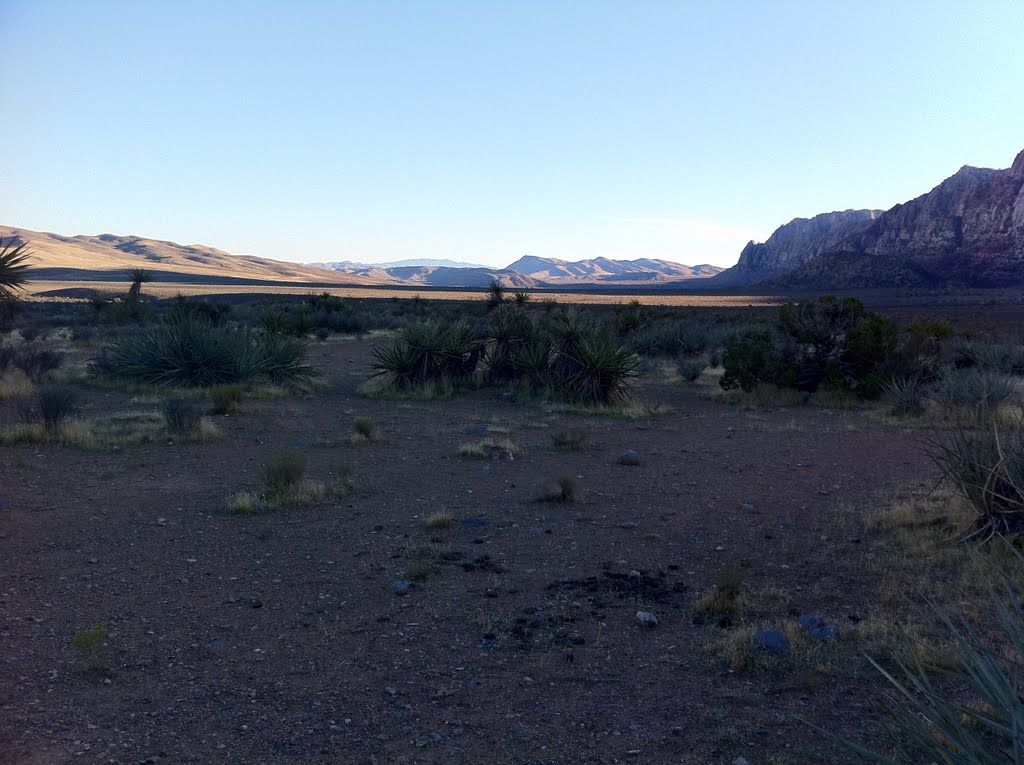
1, 1, 1023, 270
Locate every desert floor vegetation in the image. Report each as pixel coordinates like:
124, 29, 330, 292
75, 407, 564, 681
2, 290, 1024, 763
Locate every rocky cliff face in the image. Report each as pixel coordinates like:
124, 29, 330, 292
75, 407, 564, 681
711, 148, 1024, 289
708, 210, 882, 287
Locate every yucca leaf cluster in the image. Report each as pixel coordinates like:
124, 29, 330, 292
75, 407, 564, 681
91, 315, 318, 387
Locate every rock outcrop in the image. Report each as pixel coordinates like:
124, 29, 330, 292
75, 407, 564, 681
710, 148, 1024, 289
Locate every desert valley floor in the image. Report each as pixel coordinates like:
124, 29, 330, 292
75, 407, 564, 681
0, 329, 951, 764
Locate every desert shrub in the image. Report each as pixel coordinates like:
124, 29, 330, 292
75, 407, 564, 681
168, 296, 231, 324
71, 624, 111, 674
91, 315, 317, 387
26, 386, 79, 432
719, 330, 785, 392
839, 551, 1024, 762
369, 320, 482, 392
721, 297, 901, 397
210, 383, 244, 414
677, 355, 706, 382
927, 368, 1017, 419
164, 398, 202, 433
512, 291, 530, 305
930, 427, 1024, 541
0, 345, 14, 373
12, 346, 63, 381
558, 331, 638, 405
262, 452, 306, 490
613, 300, 651, 336
631, 319, 722, 357
881, 376, 924, 416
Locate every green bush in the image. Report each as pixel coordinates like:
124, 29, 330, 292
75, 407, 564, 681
720, 330, 784, 392
485, 303, 538, 383
91, 315, 318, 387
26, 386, 79, 433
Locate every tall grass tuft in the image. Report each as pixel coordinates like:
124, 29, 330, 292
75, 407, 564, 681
882, 375, 925, 416
833, 549, 1024, 763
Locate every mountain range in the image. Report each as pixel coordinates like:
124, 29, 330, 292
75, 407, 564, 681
708, 147, 1024, 288
6, 147, 1022, 292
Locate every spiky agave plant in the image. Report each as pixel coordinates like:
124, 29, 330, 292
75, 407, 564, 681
370, 320, 482, 391
0, 237, 32, 319
558, 332, 639, 406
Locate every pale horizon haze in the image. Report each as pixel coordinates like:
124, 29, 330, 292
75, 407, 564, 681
1, 1, 1023, 270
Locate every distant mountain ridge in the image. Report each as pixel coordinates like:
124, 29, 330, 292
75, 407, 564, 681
314, 255, 723, 288
708, 147, 1024, 289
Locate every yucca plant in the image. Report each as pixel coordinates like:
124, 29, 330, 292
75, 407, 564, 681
831, 550, 1024, 763
91, 315, 318, 387
0, 237, 31, 320
485, 279, 505, 308
882, 375, 925, 415
511, 338, 554, 394
928, 369, 1017, 420
369, 320, 482, 391
126, 268, 154, 303
485, 303, 537, 383
930, 426, 1024, 542
558, 332, 639, 405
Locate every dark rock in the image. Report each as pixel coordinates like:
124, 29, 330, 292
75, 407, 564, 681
618, 449, 641, 466
636, 611, 658, 627
753, 629, 790, 653
391, 580, 412, 596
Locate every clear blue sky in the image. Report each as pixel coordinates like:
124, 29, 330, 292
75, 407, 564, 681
2, 1, 1022, 269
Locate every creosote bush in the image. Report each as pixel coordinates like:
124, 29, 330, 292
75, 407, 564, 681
354, 416, 377, 440
541, 473, 580, 503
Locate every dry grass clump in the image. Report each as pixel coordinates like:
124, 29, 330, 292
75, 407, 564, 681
550, 429, 586, 451
348, 416, 378, 443
210, 383, 244, 414
692, 562, 749, 619
423, 511, 456, 529
230, 452, 347, 514
540, 473, 581, 503
1, 406, 219, 449
456, 438, 522, 459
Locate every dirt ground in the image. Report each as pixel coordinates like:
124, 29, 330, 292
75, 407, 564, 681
1, 334, 941, 764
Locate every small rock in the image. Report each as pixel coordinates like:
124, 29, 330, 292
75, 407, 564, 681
620, 521, 636, 529
568, 632, 585, 645
618, 449, 641, 466
636, 611, 658, 627
753, 629, 789, 653
809, 624, 840, 642
741, 502, 759, 514
733, 758, 752, 765
798, 614, 826, 632
391, 580, 412, 596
